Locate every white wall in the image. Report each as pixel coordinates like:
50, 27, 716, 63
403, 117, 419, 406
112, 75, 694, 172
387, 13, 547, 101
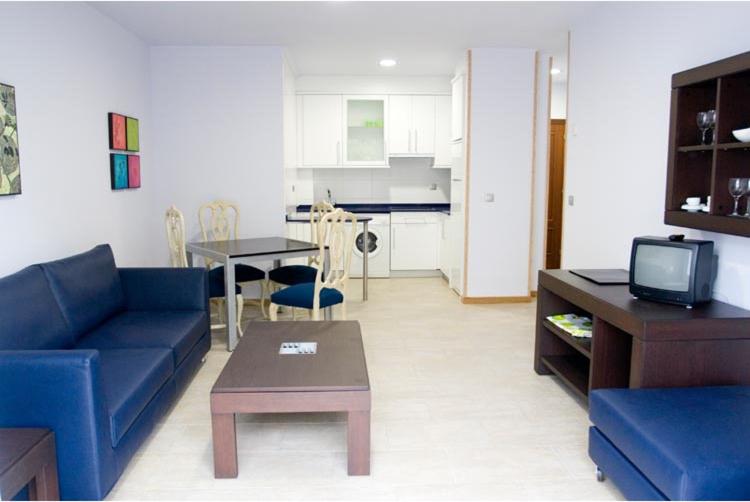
0, 3, 152, 276
530, 54, 552, 291
296, 76, 450, 95
550, 81, 567, 119
465, 48, 537, 298
564, 2, 750, 308
150, 46, 285, 252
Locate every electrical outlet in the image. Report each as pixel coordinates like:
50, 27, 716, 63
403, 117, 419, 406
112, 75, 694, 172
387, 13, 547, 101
568, 195, 575, 206
429, 183, 437, 191
484, 193, 495, 202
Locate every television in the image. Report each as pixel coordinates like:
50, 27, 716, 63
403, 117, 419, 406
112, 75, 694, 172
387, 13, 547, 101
629, 236, 714, 306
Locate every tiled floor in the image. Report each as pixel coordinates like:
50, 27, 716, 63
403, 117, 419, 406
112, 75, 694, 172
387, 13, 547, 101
108, 278, 623, 500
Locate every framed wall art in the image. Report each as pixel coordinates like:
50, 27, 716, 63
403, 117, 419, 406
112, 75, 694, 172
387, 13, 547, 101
1, 82, 21, 196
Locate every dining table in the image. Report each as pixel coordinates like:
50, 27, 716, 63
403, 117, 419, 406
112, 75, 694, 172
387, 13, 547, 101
186, 237, 329, 351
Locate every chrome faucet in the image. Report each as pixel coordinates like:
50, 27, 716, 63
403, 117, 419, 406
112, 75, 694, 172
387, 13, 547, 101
326, 189, 335, 205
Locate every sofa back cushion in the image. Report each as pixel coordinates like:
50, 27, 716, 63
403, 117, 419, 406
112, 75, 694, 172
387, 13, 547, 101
0, 265, 75, 349
41, 244, 125, 337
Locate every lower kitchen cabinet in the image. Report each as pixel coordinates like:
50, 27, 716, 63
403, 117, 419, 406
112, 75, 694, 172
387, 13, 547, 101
390, 212, 440, 271
439, 213, 450, 276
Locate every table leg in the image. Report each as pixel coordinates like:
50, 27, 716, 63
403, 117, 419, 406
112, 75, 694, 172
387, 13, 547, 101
224, 257, 238, 351
362, 221, 369, 301
27, 436, 59, 501
186, 250, 194, 267
212, 413, 238, 478
347, 410, 370, 475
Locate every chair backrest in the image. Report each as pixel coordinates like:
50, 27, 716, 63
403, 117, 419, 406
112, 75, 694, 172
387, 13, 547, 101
199, 200, 239, 267
308, 200, 335, 267
313, 209, 357, 308
165, 205, 188, 268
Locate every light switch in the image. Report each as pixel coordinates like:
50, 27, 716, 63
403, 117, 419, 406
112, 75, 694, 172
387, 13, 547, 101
568, 195, 575, 206
484, 193, 495, 202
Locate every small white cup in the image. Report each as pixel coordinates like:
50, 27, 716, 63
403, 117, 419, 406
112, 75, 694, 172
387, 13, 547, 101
686, 197, 701, 206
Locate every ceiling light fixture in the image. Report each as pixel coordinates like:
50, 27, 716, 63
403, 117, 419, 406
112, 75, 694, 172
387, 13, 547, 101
550, 68, 561, 75
379, 59, 397, 68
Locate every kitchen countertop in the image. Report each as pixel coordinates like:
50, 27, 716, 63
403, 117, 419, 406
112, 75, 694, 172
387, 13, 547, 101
295, 203, 450, 215
286, 214, 373, 223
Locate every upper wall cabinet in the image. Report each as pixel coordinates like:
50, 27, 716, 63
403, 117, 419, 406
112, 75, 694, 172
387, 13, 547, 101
451, 75, 465, 142
301, 95, 342, 167
388, 95, 436, 156
433, 95, 451, 168
343, 95, 388, 167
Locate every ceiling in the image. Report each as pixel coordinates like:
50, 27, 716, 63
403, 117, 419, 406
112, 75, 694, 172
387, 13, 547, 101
92, 1, 595, 80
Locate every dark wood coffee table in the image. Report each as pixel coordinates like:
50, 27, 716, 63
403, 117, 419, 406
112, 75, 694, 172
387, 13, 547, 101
210, 321, 371, 478
0, 429, 59, 501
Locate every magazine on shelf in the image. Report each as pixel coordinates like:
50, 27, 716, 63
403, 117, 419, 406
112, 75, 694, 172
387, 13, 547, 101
546, 314, 593, 339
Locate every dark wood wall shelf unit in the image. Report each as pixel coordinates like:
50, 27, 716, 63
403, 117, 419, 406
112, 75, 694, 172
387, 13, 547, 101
665, 50, 750, 237
534, 270, 750, 403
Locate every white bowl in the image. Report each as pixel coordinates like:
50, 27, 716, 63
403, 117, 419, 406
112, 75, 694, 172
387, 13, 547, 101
732, 127, 750, 142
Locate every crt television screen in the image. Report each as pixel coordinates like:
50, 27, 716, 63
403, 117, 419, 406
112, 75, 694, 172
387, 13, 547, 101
634, 244, 692, 292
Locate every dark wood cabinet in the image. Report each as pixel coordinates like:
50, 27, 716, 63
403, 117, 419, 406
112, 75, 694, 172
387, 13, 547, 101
534, 270, 750, 403
665, 51, 750, 237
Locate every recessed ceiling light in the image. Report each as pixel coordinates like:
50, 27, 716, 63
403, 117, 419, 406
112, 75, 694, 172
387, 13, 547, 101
550, 68, 561, 75
379, 59, 397, 68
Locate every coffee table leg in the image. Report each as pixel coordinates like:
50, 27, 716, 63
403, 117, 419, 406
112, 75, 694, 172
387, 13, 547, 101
347, 410, 370, 475
212, 413, 238, 478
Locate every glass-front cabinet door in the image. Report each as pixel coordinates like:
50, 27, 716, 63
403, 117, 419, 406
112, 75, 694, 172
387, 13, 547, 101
343, 95, 388, 167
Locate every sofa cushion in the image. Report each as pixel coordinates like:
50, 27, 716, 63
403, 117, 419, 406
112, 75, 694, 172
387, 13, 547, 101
271, 283, 343, 309
75, 310, 208, 366
0, 265, 74, 349
41, 244, 125, 337
99, 348, 174, 447
590, 386, 750, 501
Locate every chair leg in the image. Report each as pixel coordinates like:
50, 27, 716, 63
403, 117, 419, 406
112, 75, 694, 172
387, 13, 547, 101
340, 300, 347, 321
259, 280, 269, 320
236, 294, 244, 337
269, 303, 279, 321
292, 307, 297, 320
312, 307, 320, 321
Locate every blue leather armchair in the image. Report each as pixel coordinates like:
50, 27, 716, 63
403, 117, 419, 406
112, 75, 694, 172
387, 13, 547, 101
0, 245, 210, 500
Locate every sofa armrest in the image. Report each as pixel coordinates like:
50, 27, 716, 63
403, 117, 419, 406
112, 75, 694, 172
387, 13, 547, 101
118, 267, 209, 311
0, 350, 117, 500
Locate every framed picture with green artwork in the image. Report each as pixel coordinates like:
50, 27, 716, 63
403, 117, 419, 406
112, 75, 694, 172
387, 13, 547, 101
0, 82, 21, 196
126, 116, 139, 152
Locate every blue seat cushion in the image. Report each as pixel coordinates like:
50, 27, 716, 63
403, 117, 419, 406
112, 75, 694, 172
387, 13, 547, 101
0, 265, 74, 349
208, 268, 241, 298
270, 283, 343, 309
590, 386, 750, 500
75, 310, 208, 366
40, 244, 125, 337
99, 348, 174, 447
269, 265, 318, 286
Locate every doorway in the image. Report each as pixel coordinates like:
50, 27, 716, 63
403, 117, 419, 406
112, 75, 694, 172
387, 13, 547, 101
545, 119, 566, 269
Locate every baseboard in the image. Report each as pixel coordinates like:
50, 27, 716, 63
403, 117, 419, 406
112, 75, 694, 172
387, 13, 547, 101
530, 290, 538, 298
460, 295, 533, 304
388, 270, 443, 278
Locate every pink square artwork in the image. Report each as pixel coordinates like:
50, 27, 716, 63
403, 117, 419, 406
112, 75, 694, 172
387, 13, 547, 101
127, 155, 141, 188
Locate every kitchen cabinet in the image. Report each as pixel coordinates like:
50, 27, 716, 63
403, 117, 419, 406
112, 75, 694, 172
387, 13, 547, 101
301, 95, 342, 167
433, 95, 451, 168
439, 212, 450, 276
285, 222, 312, 266
390, 212, 440, 271
451, 75, 465, 142
388, 95, 435, 156
343, 95, 388, 167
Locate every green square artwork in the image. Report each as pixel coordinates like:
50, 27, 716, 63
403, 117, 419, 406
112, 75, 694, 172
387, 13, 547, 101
126, 116, 139, 152
0, 82, 21, 196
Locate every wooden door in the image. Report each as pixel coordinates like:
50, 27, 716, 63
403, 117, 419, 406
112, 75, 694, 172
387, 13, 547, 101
545, 119, 566, 269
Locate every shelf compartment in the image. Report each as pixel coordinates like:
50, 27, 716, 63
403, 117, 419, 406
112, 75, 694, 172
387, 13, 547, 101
542, 319, 592, 358
717, 72, 750, 144
540, 355, 590, 400
673, 81, 718, 147
667, 150, 713, 211
712, 148, 750, 215
664, 210, 750, 237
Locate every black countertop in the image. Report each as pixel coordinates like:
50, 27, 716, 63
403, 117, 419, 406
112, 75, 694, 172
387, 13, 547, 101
295, 203, 450, 215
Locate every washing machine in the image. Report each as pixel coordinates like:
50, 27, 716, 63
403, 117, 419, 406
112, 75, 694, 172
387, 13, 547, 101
350, 213, 390, 278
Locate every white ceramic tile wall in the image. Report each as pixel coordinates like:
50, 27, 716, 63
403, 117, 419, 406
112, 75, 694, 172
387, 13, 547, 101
309, 158, 450, 204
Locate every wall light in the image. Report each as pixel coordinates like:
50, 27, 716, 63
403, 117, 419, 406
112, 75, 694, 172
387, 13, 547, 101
550, 68, 561, 75
379, 59, 397, 68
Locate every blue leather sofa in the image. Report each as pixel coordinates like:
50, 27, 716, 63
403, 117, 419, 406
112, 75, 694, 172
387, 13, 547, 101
589, 386, 750, 500
0, 245, 210, 500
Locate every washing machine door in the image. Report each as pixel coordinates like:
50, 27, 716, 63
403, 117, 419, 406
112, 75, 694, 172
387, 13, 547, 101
353, 227, 382, 259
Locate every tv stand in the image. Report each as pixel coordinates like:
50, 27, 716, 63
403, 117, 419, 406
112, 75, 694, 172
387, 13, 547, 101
534, 270, 750, 403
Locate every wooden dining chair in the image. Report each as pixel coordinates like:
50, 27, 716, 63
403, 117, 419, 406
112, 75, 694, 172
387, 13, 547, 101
269, 208, 357, 321
198, 200, 268, 318
165, 205, 244, 335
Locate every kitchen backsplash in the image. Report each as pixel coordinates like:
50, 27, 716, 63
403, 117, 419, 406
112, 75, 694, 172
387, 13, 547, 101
309, 158, 450, 204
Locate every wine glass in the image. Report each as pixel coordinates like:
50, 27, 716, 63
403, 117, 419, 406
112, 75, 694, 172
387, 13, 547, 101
697, 112, 710, 145
744, 178, 750, 218
706, 109, 717, 144
728, 178, 746, 216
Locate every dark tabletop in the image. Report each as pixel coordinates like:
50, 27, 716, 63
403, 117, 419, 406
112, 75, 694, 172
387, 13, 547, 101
212, 321, 369, 393
186, 237, 318, 258
296, 203, 450, 214
0, 429, 51, 478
